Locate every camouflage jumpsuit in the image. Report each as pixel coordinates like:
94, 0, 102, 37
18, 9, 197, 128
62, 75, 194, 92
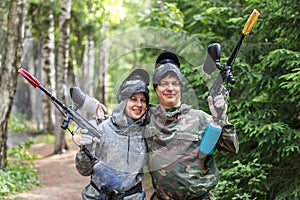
145, 104, 239, 200
75, 100, 147, 200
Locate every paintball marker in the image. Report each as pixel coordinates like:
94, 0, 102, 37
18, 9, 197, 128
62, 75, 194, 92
200, 9, 260, 155
203, 9, 260, 117
18, 68, 122, 191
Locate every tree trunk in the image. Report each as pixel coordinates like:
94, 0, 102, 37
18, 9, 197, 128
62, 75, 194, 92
41, 9, 56, 133
0, 0, 26, 169
36, 38, 44, 130
71, 46, 79, 85
97, 23, 109, 106
81, 35, 95, 96
54, 0, 71, 154
14, 13, 35, 119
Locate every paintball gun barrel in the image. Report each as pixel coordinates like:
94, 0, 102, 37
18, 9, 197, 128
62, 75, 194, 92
203, 9, 260, 119
18, 68, 101, 161
18, 68, 123, 191
199, 9, 260, 155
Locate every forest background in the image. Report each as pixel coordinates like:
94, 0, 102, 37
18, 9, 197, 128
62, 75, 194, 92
0, 0, 299, 199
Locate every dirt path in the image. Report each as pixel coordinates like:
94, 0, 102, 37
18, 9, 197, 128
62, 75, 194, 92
7, 134, 153, 200
8, 134, 90, 200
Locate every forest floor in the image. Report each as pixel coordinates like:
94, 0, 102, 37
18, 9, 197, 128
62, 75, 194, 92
6, 133, 153, 200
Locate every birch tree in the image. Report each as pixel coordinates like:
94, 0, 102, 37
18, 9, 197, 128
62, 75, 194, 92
41, 7, 56, 133
97, 23, 109, 105
54, 0, 72, 153
81, 36, 95, 96
0, 0, 26, 169
14, 10, 35, 121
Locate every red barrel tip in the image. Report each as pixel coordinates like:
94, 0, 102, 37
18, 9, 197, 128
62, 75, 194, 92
18, 68, 41, 88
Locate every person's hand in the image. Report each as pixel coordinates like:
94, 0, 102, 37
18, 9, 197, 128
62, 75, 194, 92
207, 94, 227, 119
95, 103, 107, 121
80, 129, 100, 146
79, 129, 93, 146
81, 95, 107, 121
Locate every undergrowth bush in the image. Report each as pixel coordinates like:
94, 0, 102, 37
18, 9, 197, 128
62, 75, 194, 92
213, 159, 270, 200
0, 139, 40, 198
8, 112, 38, 133
34, 133, 55, 144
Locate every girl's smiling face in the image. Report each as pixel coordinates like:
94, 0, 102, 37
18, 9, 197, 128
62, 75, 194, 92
125, 92, 147, 120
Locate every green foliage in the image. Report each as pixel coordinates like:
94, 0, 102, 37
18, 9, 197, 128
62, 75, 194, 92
166, 0, 247, 47
228, 101, 300, 199
0, 140, 40, 197
252, 49, 300, 104
280, 68, 300, 108
34, 133, 55, 144
213, 159, 270, 199
228, 97, 300, 198
138, 2, 184, 31
0, 164, 40, 197
8, 113, 27, 133
250, 0, 300, 50
71, 0, 105, 37
7, 139, 39, 166
179, 62, 209, 109
27, 0, 61, 39
8, 112, 38, 133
